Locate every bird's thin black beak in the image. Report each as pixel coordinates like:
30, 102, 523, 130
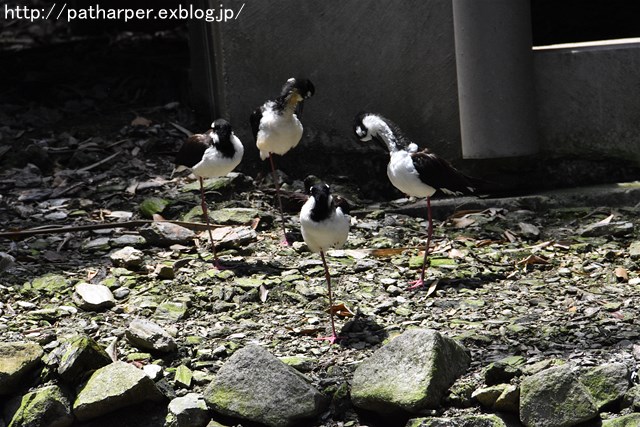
296, 100, 305, 116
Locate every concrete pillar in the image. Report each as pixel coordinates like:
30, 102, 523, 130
453, 0, 538, 158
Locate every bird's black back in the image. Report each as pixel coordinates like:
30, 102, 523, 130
175, 133, 210, 168
411, 150, 475, 195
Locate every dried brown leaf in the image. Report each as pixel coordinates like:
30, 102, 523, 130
131, 116, 152, 127
425, 279, 439, 298
516, 254, 549, 266
614, 266, 629, 282
329, 303, 355, 318
452, 217, 476, 229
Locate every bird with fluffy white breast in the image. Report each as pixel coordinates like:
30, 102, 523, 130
174, 118, 244, 267
251, 77, 315, 245
353, 112, 476, 289
300, 183, 350, 344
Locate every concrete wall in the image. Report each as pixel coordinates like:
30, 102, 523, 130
214, 0, 460, 196
208, 1, 640, 194
535, 41, 640, 164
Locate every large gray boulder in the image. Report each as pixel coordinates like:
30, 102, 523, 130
204, 345, 326, 427
0, 342, 44, 395
579, 362, 630, 410
8, 385, 73, 427
351, 329, 470, 414
57, 335, 112, 383
520, 363, 599, 427
73, 361, 165, 421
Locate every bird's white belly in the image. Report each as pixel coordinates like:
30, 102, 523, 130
192, 140, 243, 178
257, 111, 303, 159
387, 151, 436, 198
300, 210, 350, 253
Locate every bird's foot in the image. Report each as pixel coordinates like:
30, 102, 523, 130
315, 334, 342, 345
279, 238, 291, 246
407, 279, 426, 290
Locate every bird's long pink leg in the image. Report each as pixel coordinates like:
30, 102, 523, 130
315, 250, 341, 344
408, 196, 432, 290
199, 177, 221, 268
269, 153, 290, 245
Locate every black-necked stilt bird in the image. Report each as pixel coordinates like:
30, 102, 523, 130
250, 77, 315, 245
353, 112, 475, 289
174, 118, 244, 267
300, 183, 350, 344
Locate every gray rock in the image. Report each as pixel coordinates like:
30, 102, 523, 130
351, 329, 470, 414
0, 342, 44, 395
622, 384, 640, 410
8, 385, 73, 427
109, 246, 145, 270
73, 283, 116, 311
166, 393, 210, 427
579, 362, 629, 410
111, 234, 146, 248
139, 222, 195, 247
0, 252, 16, 273
493, 384, 520, 413
520, 363, 599, 427
57, 335, 112, 384
204, 345, 326, 427
602, 413, 640, 426
629, 241, 640, 259
153, 301, 188, 322
209, 207, 271, 225
82, 237, 111, 252
28, 274, 69, 294
406, 414, 509, 426
208, 226, 258, 248
126, 318, 177, 353
484, 355, 525, 385
579, 221, 633, 237
73, 361, 165, 421
518, 222, 540, 240
472, 384, 507, 409
143, 364, 163, 381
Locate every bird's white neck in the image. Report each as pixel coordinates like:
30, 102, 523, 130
363, 115, 401, 153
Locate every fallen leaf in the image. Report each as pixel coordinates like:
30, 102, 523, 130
259, 284, 269, 302
503, 230, 518, 243
450, 209, 483, 219
452, 217, 476, 229
370, 247, 412, 257
131, 116, 152, 127
425, 279, 439, 298
614, 267, 629, 282
516, 254, 549, 266
329, 303, 355, 318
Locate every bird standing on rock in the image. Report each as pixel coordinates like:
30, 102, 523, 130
251, 77, 315, 244
174, 118, 244, 267
300, 183, 350, 344
353, 112, 475, 289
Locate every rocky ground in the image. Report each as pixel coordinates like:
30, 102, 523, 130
2, 17, 640, 427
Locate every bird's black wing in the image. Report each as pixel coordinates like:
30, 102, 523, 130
249, 107, 263, 143
334, 196, 351, 215
411, 149, 474, 195
175, 133, 210, 168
